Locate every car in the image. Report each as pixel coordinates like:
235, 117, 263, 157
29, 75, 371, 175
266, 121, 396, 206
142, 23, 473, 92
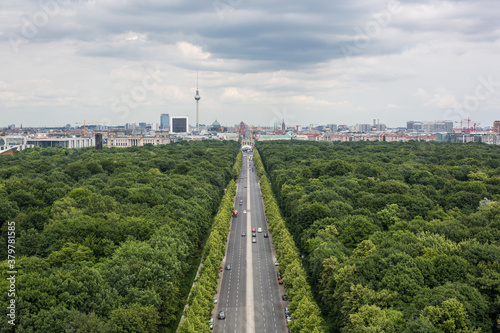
257, 228, 262, 233
209, 318, 214, 330
244, 185, 247, 188
252, 228, 256, 233
282, 294, 287, 301
214, 297, 218, 304
252, 233, 256, 237
252, 238, 256, 243
285, 307, 290, 315
286, 315, 292, 322
277, 272, 281, 279
225, 264, 231, 270
279, 278, 283, 284
275, 260, 279, 266
241, 232, 246, 237
220, 266, 223, 272
264, 233, 269, 238
218, 311, 226, 320
239, 201, 243, 206
243, 210, 246, 214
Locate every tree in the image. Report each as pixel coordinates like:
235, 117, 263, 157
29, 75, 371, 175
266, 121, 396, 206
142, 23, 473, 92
422, 298, 481, 333
343, 304, 404, 333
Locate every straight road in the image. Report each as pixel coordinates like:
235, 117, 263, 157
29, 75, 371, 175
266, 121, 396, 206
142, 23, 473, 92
214, 151, 287, 333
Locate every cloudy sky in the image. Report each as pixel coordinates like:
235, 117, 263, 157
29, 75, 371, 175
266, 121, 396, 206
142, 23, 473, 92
1, 0, 499, 128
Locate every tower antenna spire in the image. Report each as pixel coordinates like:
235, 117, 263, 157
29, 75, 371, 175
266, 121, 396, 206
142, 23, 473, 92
194, 72, 201, 131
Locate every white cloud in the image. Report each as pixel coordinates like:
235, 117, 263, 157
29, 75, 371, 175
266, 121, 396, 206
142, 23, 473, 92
176, 42, 210, 59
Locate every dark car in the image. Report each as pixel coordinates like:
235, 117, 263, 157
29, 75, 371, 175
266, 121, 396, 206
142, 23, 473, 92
225, 264, 231, 270
241, 232, 246, 237
282, 294, 287, 301
252, 233, 256, 237
264, 233, 269, 238
277, 272, 281, 279
218, 311, 226, 320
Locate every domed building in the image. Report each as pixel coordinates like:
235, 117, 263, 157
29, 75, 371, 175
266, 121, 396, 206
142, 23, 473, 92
210, 119, 223, 132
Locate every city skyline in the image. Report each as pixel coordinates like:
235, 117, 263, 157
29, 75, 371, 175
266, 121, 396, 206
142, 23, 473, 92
1, 0, 499, 128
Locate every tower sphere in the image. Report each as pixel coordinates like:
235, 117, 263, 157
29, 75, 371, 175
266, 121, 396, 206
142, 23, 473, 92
195, 90, 200, 101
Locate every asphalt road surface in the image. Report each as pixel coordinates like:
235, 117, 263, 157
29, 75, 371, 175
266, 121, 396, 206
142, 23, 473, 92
214, 152, 288, 333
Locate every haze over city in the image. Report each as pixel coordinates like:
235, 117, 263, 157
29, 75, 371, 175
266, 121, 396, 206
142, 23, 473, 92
1, 0, 499, 127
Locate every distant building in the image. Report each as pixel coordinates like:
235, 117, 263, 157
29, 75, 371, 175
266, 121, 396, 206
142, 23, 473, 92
482, 134, 500, 145
494, 121, 500, 133
326, 124, 337, 132
170, 116, 189, 134
210, 119, 223, 133
27, 137, 94, 148
108, 130, 170, 147
407, 120, 453, 133
160, 114, 170, 130
257, 132, 295, 141
95, 133, 103, 150
125, 123, 137, 130
0, 135, 34, 153
353, 124, 371, 133
435, 133, 482, 143
217, 133, 239, 141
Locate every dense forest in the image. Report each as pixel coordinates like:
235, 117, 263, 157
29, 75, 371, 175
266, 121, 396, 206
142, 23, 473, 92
257, 141, 500, 333
0, 141, 239, 332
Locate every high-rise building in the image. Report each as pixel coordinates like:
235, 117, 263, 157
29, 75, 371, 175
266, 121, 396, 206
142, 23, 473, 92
170, 116, 189, 134
326, 124, 338, 132
160, 114, 169, 130
494, 121, 500, 133
95, 133, 103, 150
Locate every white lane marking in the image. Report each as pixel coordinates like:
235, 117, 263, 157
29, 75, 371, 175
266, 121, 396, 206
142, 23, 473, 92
246, 159, 255, 332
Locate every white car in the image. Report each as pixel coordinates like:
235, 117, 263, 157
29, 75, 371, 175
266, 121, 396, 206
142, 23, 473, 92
257, 228, 262, 233
252, 238, 256, 243
243, 210, 247, 214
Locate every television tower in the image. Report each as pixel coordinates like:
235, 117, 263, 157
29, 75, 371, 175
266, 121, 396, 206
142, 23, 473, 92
194, 73, 201, 131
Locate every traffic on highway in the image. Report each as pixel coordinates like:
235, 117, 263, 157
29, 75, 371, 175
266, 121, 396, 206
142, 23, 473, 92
213, 151, 288, 333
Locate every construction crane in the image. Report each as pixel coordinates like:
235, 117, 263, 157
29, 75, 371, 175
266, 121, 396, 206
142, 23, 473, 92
75, 120, 107, 136
455, 118, 475, 134
473, 121, 481, 133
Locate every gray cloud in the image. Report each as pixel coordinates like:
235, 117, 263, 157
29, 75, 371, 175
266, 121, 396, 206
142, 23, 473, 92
1, 0, 499, 127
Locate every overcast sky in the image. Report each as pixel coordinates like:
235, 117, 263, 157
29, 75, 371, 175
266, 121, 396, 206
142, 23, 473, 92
1, 0, 499, 128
